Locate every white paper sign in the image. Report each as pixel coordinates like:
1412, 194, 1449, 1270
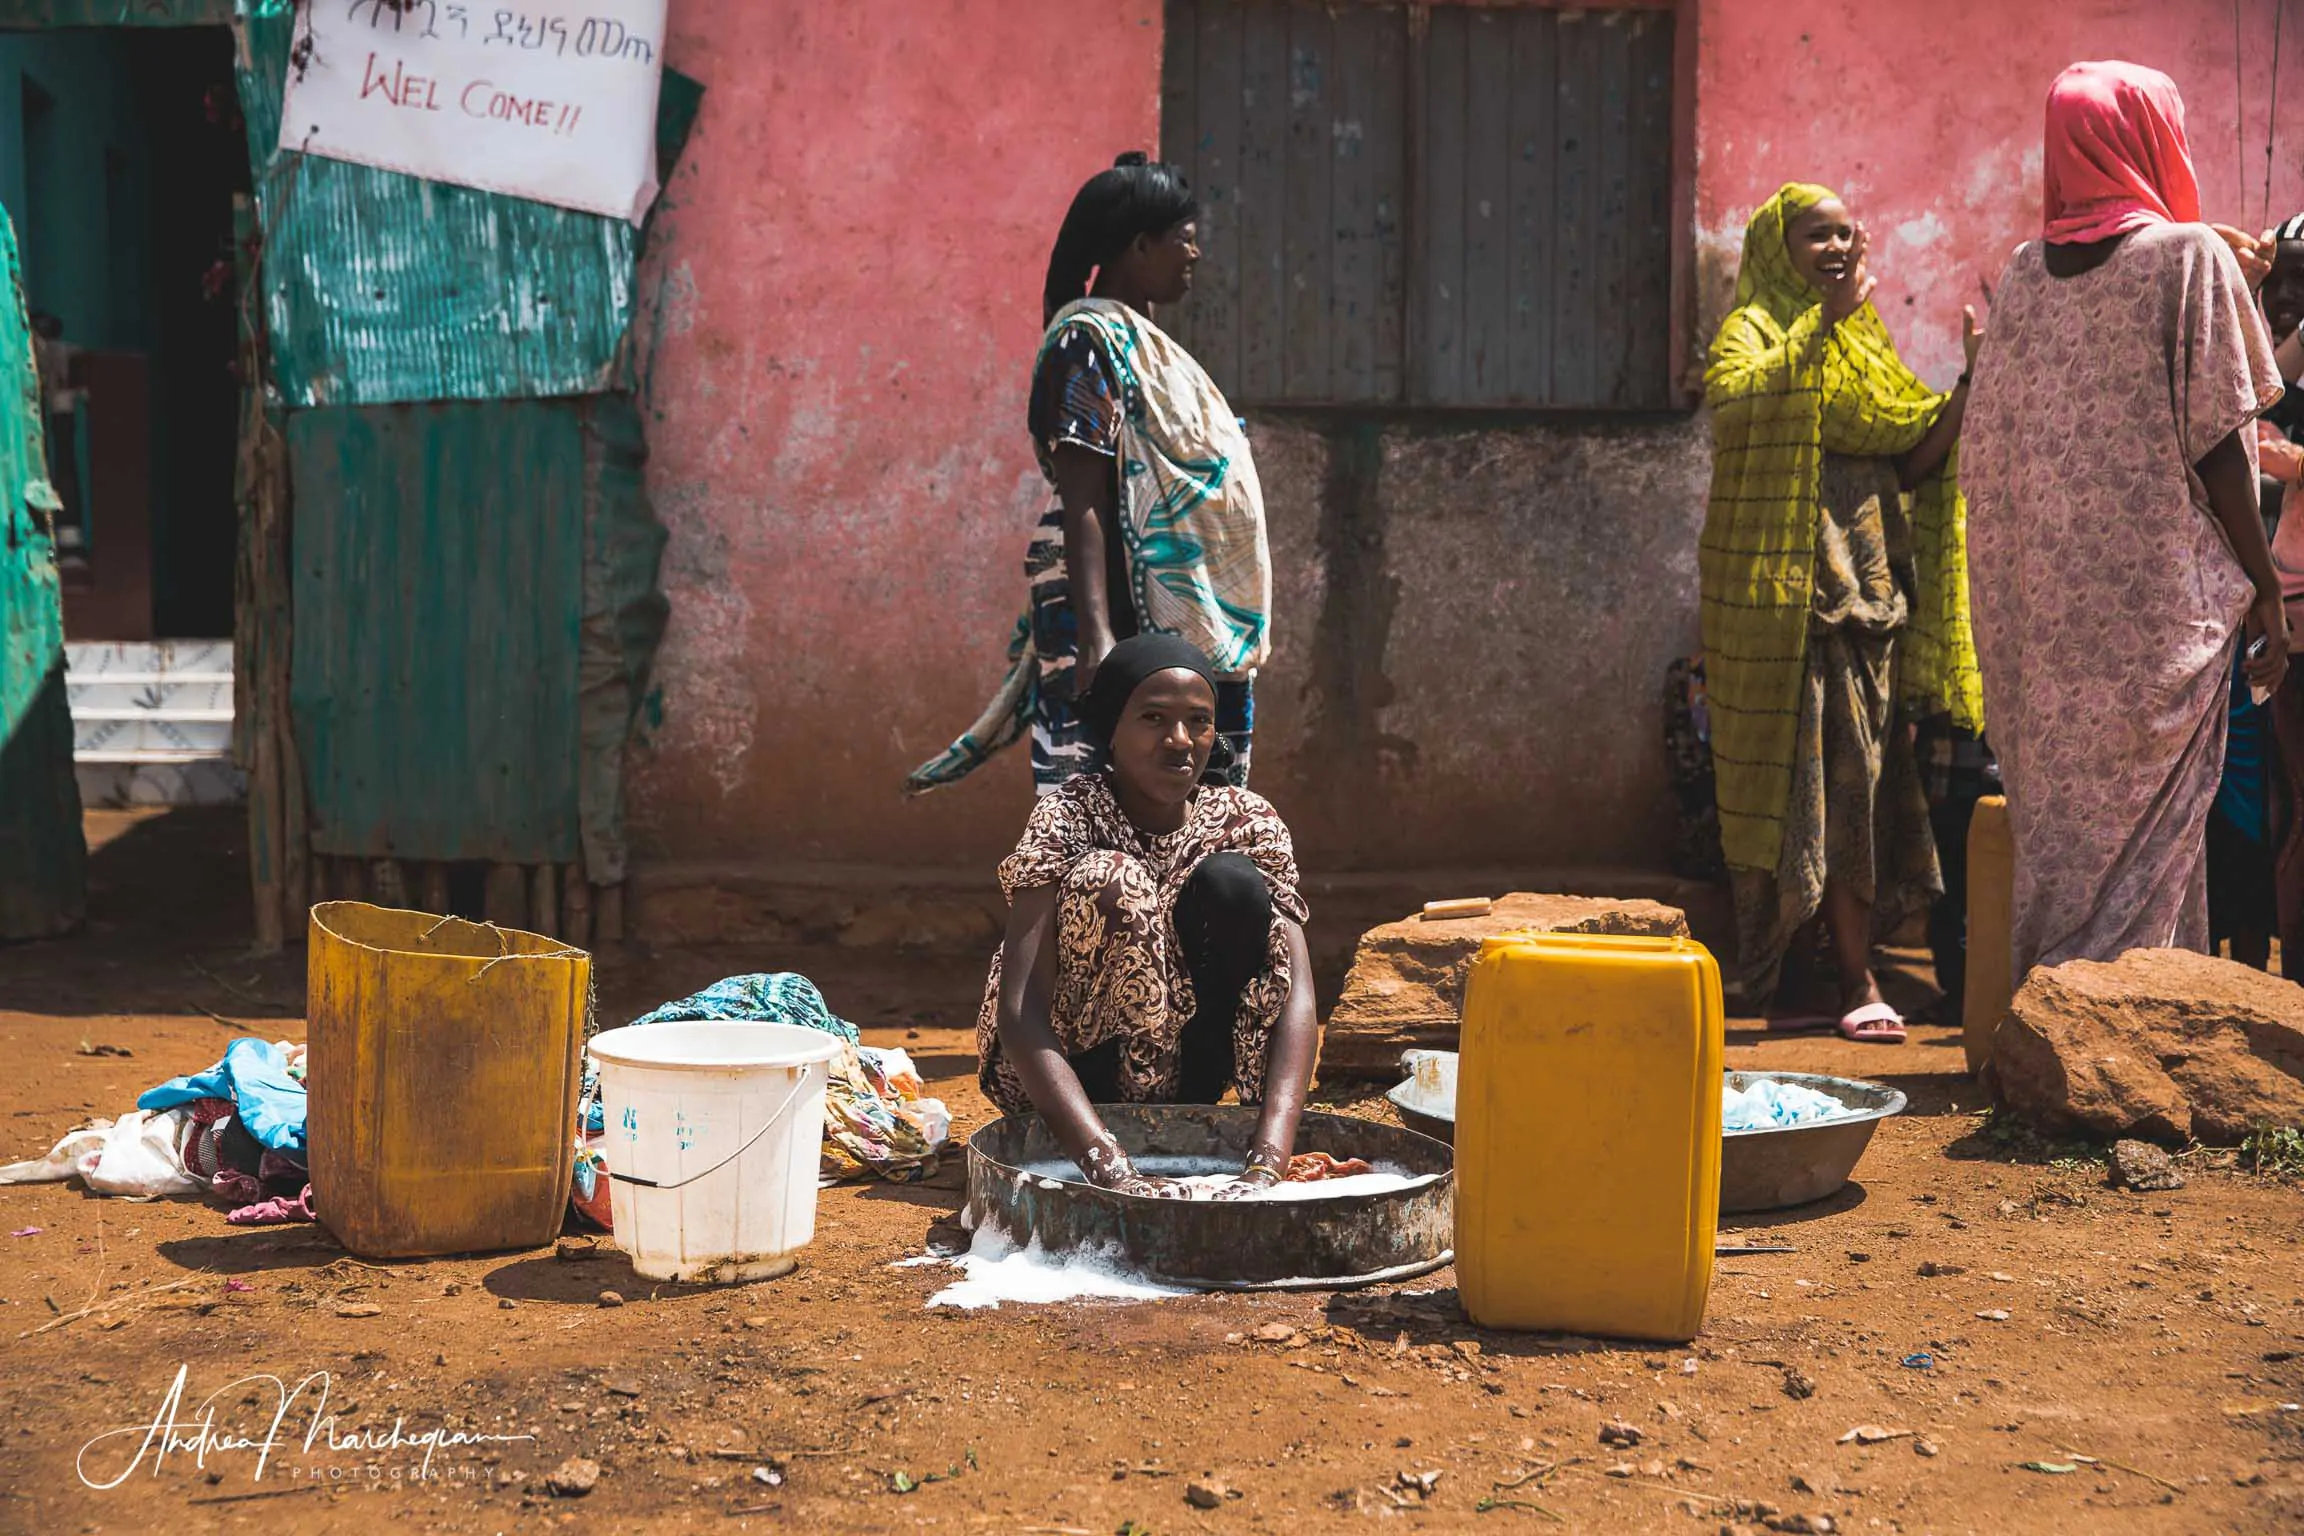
277, 0, 668, 224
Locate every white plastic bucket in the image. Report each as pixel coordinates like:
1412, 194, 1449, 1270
585, 1021, 845, 1283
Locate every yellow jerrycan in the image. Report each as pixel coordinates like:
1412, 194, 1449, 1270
1962, 795, 2015, 1076
308, 902, 587, 1257
1455, 932, 1722, 1341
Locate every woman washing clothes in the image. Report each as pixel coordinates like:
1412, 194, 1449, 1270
909, 153, 1270, 797
1962, 61, 2289, 980
1701, 183, 1985, 1044
974, 635, 1319, 1199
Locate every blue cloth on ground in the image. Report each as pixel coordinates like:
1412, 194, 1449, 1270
139, 1038, 308, 1162
582, 974, 858, 1135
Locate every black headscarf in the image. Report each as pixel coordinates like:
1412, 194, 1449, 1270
1077, 634, 1218, 751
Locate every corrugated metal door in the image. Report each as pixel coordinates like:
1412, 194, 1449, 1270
1162, 0, 1677, 409
229, 2, 682, 945
0, 203, 86, 939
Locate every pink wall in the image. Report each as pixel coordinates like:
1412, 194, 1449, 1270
1693, 0, 2304, 385
630, 0, 2304, 887
630, 0, 1162, 870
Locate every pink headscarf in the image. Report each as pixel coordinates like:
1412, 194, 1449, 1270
2042, 61, 2201, 244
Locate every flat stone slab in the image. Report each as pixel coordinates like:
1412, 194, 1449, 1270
1319, 892, 1690, 1079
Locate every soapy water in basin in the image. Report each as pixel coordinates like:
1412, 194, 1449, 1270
1013, 1155, 1433, 1201
1723, 1077, 1857, 1131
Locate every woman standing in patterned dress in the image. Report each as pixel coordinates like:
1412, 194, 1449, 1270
1962, 61, 2290, 979
909, 153, 1271, 798
974, 636, 1318, 1198
1700, 183, 1983, 1043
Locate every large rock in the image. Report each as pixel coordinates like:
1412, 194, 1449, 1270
1319, 892, 1690, 1078
1991, 948, 2304, 1146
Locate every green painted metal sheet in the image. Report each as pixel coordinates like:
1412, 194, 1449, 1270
236, 1, 639, 407
0, 0, 229, 25
0, 204, 86, 938
576, 390, 665, 884
289, 399, 590, 864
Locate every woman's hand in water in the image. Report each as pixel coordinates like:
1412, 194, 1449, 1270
1818, 223, 1877, 331
1207, 1166, 1283, 1201
1207, 1139, 1292, 1201
1079, 1137, 1190, 1199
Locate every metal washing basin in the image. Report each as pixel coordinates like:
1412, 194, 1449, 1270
1386, 1053, 1905, 1215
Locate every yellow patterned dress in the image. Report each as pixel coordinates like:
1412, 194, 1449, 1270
1700, 184, 1980, 1001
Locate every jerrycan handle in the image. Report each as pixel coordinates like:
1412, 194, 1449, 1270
608, 1075, 811, 1192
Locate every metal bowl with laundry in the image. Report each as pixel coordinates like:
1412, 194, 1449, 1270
1386, 1052, 1904, 1215
964, 1103, 1454, 1291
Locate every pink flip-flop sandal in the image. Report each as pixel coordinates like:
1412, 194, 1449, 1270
1837, 1001, 1907, 1044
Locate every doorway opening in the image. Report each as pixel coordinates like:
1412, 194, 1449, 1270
2, 26, 251, 807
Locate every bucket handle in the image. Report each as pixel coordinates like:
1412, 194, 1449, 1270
608, 1074, 812, 1192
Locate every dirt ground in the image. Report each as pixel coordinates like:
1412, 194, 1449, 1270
0, 809, 2299, 1535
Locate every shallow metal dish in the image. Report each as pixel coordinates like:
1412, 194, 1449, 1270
1718, 1069, 1906, 1213
1385, 1054, 1904, 1215
965, 1103, 1454, 1291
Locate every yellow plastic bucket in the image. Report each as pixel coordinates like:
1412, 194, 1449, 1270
307, 902, 587, 1257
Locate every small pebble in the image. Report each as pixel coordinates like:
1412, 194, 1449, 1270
598, 1291, 626, 1308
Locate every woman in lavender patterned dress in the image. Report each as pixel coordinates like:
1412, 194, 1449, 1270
1962, 61, 2289, 979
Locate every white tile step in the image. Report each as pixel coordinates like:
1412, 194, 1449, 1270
74, 715, 234, 760
69, 678, 233, 711
70, 705, 234, 722
65, 639, 236, 766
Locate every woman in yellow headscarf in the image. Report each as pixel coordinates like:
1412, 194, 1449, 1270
1701, 183, 1984, 1042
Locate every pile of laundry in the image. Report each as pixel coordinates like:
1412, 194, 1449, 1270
570, 973, 952, 1233
0, 1038, 317, 1224
1722, 1075, 1854, 1131
2, 975, 952, 1241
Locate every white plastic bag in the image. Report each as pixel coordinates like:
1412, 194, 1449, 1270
0, 1109, 204, 1198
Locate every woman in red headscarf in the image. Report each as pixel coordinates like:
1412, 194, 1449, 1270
1962, 61, 2290, 979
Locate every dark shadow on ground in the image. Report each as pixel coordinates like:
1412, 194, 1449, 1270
0, 807, 306, 1020
1316, 1285, 1681, 1363
853, 1169, 967, 1215
155, 1228, 346, 1276
914, 1212, 970, 1256
1856, 1071, 1983, 1117
1718, 1180, 1868, 1230
483, 1248, 812, 1305
896, 1052, 976, 1080
1939, 1113, 2110, 1167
